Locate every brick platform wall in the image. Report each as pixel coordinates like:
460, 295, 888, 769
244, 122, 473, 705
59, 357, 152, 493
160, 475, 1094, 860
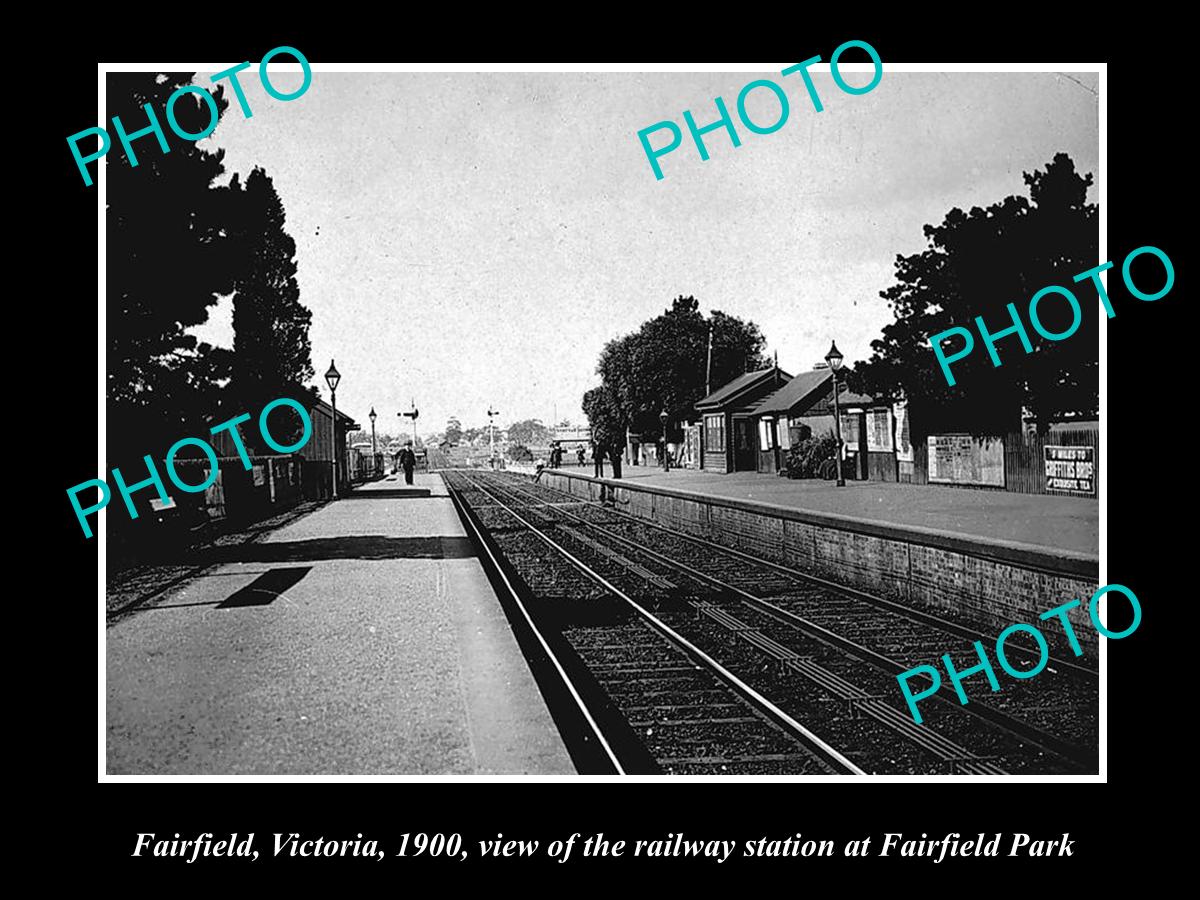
540, 470, 1100, 661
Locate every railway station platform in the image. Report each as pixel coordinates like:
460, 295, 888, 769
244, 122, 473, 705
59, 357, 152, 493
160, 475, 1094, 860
576, 467, 1098, 557
106, 474, 575, 776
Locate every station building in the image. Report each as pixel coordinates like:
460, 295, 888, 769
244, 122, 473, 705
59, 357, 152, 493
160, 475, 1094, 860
696, 363, 1098, 495
750, 366, 896, 481
694, 366, 792, 473
208, 397, 359, 498
695, 365, 897, 482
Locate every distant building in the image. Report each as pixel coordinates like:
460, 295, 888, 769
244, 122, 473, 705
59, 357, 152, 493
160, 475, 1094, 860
553, 425, 591, 442
208, 397, 359, 497
552, 424, 591, 453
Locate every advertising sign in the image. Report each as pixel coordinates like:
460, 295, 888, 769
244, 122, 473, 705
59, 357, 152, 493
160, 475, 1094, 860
927, 435, 1005, 487
1044, 445, 1095, 495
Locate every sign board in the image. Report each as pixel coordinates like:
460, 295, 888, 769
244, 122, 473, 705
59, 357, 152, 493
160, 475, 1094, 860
894, 402, 913, 462
683, 423, 700, 468
839, 413, 861, 454
866, 408, 893, 452
204, 470, 225, 519
1044, 445, 1095, 495
927, 435, 1005, 487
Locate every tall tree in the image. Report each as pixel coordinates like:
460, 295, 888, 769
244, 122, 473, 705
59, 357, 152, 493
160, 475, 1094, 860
583, 296, 768, 445
106, 73, 245, 464
227, 167, 317, 451
444, 417, 463, 445
582, 384, 627, 453
852, 153, 1098, 436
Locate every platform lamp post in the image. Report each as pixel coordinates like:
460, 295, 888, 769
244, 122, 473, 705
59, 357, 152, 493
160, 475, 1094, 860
659, 408, 670, 473
368, 407, 378, 476
325, 360, 342, 498
487, 407, 499, 469
825, 341, 846, 487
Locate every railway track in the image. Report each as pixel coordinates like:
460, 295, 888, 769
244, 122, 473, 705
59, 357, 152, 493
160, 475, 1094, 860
448, 470, 1099, 775
448, 471, 862, 775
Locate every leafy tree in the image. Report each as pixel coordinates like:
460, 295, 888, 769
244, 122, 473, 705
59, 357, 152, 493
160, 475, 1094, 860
106, 73, 246, 464
582, 384, 627, 453
851, 153, 1098, 436
507, 418, 551, 445
583, 296, 768, 447
226, 167, 317, 451
444, 417, 463, 445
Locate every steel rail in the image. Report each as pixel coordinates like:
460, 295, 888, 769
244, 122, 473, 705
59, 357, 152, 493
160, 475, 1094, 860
457, 472, 866, 776
565, 476, 1098, 679
475, 473, 1095, 770
445, 479, 626, 774
474, 475, 1008, 774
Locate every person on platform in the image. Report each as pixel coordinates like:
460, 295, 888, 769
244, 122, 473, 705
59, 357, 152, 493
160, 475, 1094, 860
400, 442, 416, 485
576, 446, 585, 466
608, 443, 623, 480
592, 440, 604, 478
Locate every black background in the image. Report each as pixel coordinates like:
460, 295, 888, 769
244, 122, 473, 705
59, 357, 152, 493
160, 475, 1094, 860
39, 14, 1183, 883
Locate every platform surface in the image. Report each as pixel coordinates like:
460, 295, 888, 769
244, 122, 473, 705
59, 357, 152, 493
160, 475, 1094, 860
106, 474, 575, 776
545, 464, 1098, 557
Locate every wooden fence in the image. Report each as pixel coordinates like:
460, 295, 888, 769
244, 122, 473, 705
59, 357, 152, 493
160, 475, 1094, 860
909, 427, 1098, 497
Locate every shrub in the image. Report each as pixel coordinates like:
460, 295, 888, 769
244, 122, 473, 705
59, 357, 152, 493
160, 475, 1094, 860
785, 431, 840, 479
507, 444, 533, 462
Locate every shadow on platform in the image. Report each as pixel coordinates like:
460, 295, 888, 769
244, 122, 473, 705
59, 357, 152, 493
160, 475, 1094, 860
217, 566, 313, 608
202, 535, 476, 563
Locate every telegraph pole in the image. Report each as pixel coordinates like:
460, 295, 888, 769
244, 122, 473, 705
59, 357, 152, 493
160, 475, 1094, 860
705, 323, 713, 396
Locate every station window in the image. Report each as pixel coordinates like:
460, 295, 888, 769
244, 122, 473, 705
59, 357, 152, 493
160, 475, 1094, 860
704, 414, 725, 452
758, 417, 776, 450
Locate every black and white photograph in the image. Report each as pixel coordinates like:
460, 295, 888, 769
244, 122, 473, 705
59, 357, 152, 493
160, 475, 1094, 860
90, 59, 1111, 781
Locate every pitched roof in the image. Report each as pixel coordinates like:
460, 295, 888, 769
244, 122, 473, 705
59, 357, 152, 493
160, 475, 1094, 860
313, 398, 360, 429
695, 367, 792, 410
836, 390, 876, 408
751, 369, 832, 415
755, 370, 880, 416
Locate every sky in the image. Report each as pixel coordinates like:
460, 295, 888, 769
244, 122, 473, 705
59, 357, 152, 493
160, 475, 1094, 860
190, 68, 1098, 436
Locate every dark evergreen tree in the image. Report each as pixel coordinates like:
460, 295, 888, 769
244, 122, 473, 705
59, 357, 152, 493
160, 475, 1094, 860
227, 167, 318, 451
106, 73, 244, 464
852, 153, 1098, 437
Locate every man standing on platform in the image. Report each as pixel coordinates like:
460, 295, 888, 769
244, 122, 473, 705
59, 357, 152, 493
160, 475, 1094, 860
608, 443, 622, 480
400, 442, 416, 485
592, 440, 604, 478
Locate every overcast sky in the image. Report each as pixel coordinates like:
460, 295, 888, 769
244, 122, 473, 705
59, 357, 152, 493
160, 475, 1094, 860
191, 68, 1098, 436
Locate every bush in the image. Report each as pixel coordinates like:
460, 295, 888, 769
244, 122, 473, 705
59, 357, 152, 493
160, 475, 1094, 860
784, 432, 839, 479
506, 444, 533, 462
